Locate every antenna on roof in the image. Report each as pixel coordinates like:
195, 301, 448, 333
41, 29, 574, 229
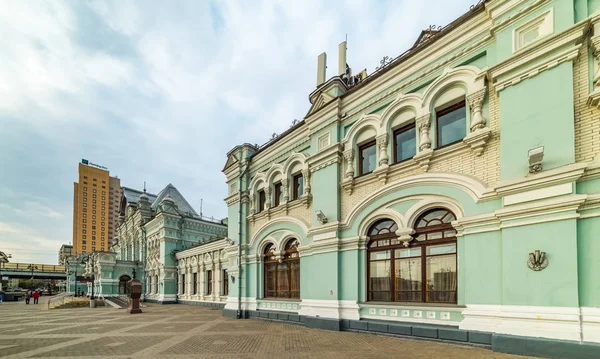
143, 181, 146, 193
200, 199, 203, 218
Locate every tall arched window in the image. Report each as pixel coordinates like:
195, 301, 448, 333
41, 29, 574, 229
367, 209, 457, 303
264, 239, 300, 299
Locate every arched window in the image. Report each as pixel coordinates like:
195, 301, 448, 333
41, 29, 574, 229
367, 209, 457, 303
264, 239, 300, 299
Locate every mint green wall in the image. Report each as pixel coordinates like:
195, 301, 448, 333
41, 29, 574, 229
577, 178, 600, 194
228, 201, 240, 243
495, 1, 574, 62
575, 0, 600, 21
577, 217, 600, 307
246, 262, 257, 298
499, 62, 575, 180
501, 219, 579, 307
463, 231, 503, 305
301, 252, 339, 300
311, 164, 340, 226
339, 250, 360, 301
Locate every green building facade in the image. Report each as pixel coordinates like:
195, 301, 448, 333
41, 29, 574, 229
222, 0, 600, 355
67, 184, 228, 304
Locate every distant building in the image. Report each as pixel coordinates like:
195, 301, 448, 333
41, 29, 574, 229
0, 251, 9, 264
58, 244, 73, 265
70, 183, 228, 304
72, 159, 121, 255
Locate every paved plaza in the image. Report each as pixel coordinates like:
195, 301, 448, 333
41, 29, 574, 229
0, 301, 532, 359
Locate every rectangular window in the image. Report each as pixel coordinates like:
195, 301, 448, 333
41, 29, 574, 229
274, 182, 282, 207
258, 190, 266, 213
92, 236, 96, 240
82, 235, 86, 239
359, 140, 377, 175
394, 124, 416, 163
223, 270, 229, 295
93, 184, 96, 187
182, 274, 186, 294
82, 230, 86, 234
206, 270, 213, 295
83, 203, 87, 207
82, 240, 86, 244
193, 273, 198, 295
292, 174, 303, 200
83, 187, 87, 191
93, 189, 97, 193
93, 178, 96, 181
436, 100, 466, 148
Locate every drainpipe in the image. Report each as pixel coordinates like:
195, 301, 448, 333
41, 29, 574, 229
140, 224, 147, 302
237, 157, 251, 319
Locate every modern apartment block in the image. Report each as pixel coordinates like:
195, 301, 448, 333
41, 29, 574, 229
58, 244, 73, 265
72, 159, 121, 255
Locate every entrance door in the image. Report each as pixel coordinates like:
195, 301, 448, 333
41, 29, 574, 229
118, 275, 131, 295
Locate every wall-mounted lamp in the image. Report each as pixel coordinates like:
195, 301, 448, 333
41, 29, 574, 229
315, 210, 328, 224
231, 275, 235, 284
528, 146, 544, 173
527, 250, 548, 271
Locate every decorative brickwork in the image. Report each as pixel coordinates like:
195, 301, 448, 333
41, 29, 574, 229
574, 51, 600, 163
340, 86, 500, 220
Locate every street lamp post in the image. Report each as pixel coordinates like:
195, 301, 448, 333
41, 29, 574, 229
0, 253, 12, 291
27, 264, 38, 280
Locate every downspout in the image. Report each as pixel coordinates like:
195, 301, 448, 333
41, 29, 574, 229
237, 157, 251, 319
140, 223, 147, 302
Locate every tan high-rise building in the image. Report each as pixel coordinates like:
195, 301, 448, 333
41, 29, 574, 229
72, 160, 121, 255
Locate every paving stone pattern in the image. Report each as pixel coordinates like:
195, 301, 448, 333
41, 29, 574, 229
0, 301, 533, 359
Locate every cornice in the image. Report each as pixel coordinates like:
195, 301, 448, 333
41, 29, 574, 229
307, 143, 343, 173
495, 194, 587, 221
307, 221, 341, 237
340, 16, 492, 121
493, 163, 587, 197
489, 21, 587, 91
489, 0, 550, 34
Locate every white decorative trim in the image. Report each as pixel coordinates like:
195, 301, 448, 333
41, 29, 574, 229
490, 0, 550, 33
582, 307, 600, 343
258, 300, 301, 312
494, 162, 587, 197
157, 294, 177, 302
312, 231, 338, 242
494, 45, 580, 92
225, 296, 257, 311
504, 182, 573, 206
298, 299, 360, 320
249, 217, 309, 249
317, 132, 331, 151
512, 8, 554, 53
460, 305, 589, 342
308, 143, 342, 173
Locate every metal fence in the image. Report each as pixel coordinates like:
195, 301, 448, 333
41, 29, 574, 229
0, 263, 66, 273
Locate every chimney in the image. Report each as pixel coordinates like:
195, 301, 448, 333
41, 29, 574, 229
338, 41, 347, 76
317, 52, 327, 86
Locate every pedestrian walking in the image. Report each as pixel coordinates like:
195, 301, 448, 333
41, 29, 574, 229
32, 290, 40, 304
25, 290, 31, 305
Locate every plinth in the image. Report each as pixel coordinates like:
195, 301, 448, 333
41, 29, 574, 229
128, 279, 142, 314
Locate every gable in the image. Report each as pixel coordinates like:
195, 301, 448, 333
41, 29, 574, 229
223, 152, 239, 171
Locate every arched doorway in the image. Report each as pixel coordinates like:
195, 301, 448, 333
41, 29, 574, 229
119, 275, 131, 295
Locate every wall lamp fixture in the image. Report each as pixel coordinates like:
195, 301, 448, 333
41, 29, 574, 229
315, 210, 328, 224
528, 146, 544, 173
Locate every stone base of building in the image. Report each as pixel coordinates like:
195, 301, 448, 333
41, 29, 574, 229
178, 299, 225, 309
144, 294, 177, 304
227, 309, 600, 359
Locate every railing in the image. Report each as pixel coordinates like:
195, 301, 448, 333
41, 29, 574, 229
0, 263, 65, 273
44, 292, 71, 310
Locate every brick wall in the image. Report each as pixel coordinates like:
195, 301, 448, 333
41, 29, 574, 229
574, 51, 600, 163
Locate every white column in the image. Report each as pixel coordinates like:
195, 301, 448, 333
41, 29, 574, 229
215, 262, 222, 299
376, 134, 389, 167
199, 264, 205, 300
417, 114, 432, 151
343, 149, 354, 178
467, 88, 486, 131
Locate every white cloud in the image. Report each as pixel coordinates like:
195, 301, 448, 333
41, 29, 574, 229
0, 0, 476, 263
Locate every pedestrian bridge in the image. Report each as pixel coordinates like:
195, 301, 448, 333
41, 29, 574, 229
0, 263, 66, 279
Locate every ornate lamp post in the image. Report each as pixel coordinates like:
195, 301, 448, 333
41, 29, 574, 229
27, 264, 38, 280
0, 253, 12, 291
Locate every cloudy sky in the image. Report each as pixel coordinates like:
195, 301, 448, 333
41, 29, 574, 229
0, 0, 475, 264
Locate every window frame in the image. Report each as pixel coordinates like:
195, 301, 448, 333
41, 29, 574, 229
274, 182, 282, 207
435, 99, 467, 149
393, 123, 417, 164
358, 139, 377, 176
258, 190, 266, 213
206, 270, 213, 295
292, 173, 303, 201
222, 269, 229, 296
366, 210, 458, 304
263, 240, 300, 299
